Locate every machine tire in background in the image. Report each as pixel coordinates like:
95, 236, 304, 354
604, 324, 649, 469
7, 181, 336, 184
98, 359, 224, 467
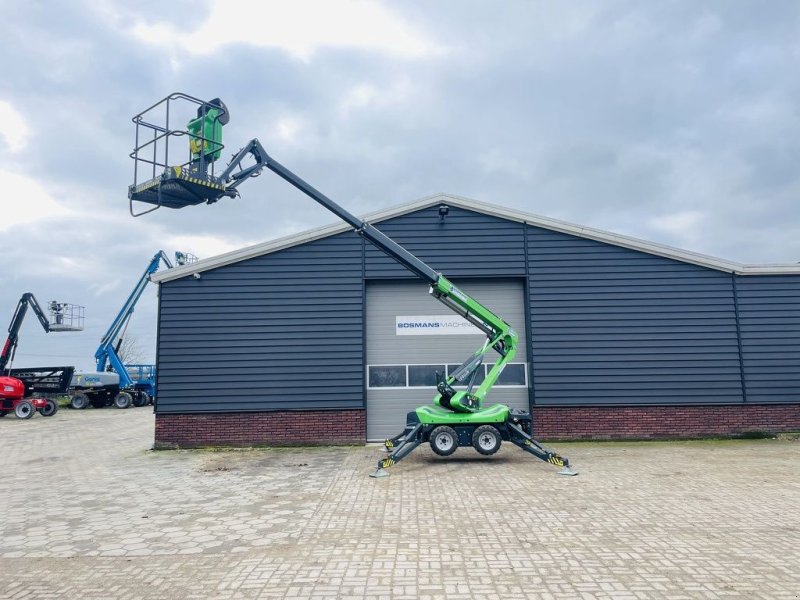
70, 393, 90, 409
429, 426, 458, 456
472, 425, 502, 455
39, 399, 58, 417
0, 410, 8, 417
14, 401, 34, 419
132, 392, 149, 407
113, 391, 133, 409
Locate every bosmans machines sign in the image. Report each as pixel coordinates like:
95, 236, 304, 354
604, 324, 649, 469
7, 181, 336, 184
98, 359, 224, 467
395, 315, 482, 336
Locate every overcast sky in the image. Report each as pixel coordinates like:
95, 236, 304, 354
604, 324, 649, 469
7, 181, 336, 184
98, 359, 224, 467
1, 0, 800, 371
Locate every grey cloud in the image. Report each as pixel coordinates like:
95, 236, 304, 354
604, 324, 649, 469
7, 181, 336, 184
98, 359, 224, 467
3, 0, 800, 366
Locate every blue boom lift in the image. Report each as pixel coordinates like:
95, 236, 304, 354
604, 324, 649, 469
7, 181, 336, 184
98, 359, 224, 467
70, 251, 193, 409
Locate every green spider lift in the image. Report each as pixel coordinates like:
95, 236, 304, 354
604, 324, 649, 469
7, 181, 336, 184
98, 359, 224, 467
128, 94, 577, 478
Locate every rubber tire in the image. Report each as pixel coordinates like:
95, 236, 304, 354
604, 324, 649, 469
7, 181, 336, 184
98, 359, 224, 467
91, 399, 106, 409
70, 394, 90, 410
113, 391, 133, 409
0, 410, 8, 417
132, 392, 148, 407
429, 426, 458, 456
14, 401, 35, 419
39, 399, 58, 417
472, 425, 502, 456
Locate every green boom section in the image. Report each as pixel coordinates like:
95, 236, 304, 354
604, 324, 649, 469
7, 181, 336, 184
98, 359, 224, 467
430, 275, 519, 413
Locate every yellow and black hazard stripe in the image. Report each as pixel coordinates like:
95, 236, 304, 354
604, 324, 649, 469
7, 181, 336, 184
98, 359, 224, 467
166, 166, 225, 190
547, 455, 565, 467
381, 457, 395, 469
179, 172, 225, 190
133, 179, 160, 193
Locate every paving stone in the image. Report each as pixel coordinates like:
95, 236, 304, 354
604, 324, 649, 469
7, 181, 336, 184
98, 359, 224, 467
0, 408, 798, 598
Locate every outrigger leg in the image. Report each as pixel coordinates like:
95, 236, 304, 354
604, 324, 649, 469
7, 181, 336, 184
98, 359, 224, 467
370, 420, 424, 478
507, 422, 578, 476
381, 421, 417, 452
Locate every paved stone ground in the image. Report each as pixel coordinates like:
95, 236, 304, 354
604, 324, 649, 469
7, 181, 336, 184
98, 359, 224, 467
0, 408, 798, 599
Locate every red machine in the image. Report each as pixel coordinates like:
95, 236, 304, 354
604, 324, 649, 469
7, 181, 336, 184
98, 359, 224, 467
0, 293, 83, 419
0, 378, 57, 419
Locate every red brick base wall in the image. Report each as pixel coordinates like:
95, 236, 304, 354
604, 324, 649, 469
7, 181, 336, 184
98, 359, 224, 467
154, 409, 366, 448
155, 404, 800, 448
533, 404, 800, 440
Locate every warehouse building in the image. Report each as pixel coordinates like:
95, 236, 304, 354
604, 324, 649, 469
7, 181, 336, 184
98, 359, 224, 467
151, 194, 800, 447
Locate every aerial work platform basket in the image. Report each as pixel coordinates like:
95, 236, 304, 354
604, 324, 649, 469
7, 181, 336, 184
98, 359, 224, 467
129, 93, 233, 215
47, 302, 84, 332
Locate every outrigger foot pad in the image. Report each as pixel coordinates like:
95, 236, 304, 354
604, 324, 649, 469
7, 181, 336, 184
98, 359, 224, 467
370, 468, 390, 478
558, 466, 579, 476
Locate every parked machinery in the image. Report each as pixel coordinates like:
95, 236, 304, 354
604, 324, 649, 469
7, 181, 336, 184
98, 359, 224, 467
0, 293, 83, 419
128, 94, 577, 477
69, 251, 193, 409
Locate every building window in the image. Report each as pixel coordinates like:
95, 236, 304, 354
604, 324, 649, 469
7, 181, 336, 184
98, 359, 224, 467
367, 363, 528, 389
497, 363, 527, 386
368, 365, 407, 388
408, 365, 446, 387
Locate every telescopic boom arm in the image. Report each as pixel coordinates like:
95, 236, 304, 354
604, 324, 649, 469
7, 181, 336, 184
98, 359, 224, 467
225, 139, 517, 413
95, 251, 173, 385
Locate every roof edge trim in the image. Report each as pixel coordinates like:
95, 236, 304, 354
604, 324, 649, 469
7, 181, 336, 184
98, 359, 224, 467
152, 193, 800, 282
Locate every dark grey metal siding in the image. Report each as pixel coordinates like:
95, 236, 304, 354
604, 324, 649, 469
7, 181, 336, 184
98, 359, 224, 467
736, 275, 800, 403
366, 205, 526, 279
156, 233, 364, 413
526, 226, 744, 406
155, 203, 800, 415
156, 206, 527, 415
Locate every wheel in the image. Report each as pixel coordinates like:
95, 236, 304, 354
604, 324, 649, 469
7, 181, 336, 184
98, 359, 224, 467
70, 393, 90, 410
91, 399, 106, 409
472, 425, 502, 456
14, 401, 35, 419
113, 391, 133, 409
429, 426, 458, 456
0, 410, 8, 417
132, 392, 149, 407
38, 399, 58, 417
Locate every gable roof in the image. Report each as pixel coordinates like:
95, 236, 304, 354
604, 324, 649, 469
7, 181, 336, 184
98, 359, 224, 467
152, 192, 800, 283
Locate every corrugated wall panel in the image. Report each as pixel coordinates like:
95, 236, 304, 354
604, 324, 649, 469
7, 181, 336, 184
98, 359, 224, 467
736, 275, 800, 403
156, 233, 364, 413
156, 203, 800, 416
365, 206, 526, 278
527, 226, 744, 406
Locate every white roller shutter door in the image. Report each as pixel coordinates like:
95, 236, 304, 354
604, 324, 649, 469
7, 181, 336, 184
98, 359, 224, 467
366, 279, 529, 441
